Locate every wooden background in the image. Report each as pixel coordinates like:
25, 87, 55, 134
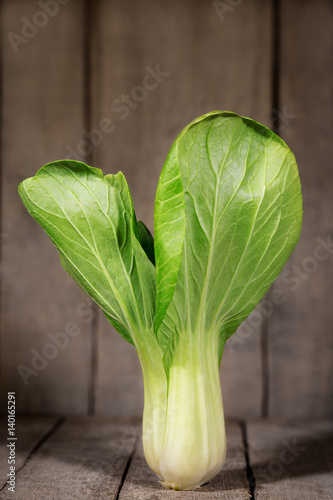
0, 0, 332, 419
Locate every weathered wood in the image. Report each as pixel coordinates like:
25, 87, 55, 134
269, 0, 333, 418
119, 420, 249, 499
0, 0, 94, 413
0, 416, 59, 489
222, 314, 263, 419
2, 0, 332, 422
0, 417, 139, 499
247, 420, 333, 499
92, 0, 272, 418
1, 418, 331, 498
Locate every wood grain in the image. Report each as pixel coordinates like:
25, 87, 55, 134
0, 417, 139, 500
0, 0, 94, 414
1, 418, 331, 498
247, 420, 333, 499
0, 416, 59, 489
1, 0, 332, 421
91, 0, 272, 419
269, 0, 333, 418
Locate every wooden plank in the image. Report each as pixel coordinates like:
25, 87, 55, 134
247, 420, 333, 499
0, 416, 59, 490
92, 0, 272, 418
0, 417, 139, 499
269, 0, 333, 418
222, 313, 263, 419
119, 420, 249, 499
0, 0, 93, 413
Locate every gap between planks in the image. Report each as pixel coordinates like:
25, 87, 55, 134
241, 421, 256, 500
0, 418, 253, 499
0, 416, 65, 492
83, 0, 98, 417
114, 435, 139, 500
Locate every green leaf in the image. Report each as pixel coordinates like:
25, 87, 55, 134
18, 160, 156, 346
137, 220, 155, 266
154, 146, 186, 332
154, 112, 303, 368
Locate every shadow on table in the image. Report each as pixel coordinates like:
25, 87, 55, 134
248, 424, 333, 488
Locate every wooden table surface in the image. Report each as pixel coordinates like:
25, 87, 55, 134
0, 417, 332, 499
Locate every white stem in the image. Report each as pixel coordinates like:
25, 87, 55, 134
141, 330, 226, 490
